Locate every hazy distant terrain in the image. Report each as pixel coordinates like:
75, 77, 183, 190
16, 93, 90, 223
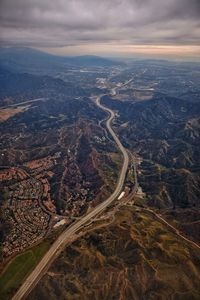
0, 47, 123, 76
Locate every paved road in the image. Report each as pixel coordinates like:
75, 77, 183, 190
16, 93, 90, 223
0, 98, 47, 109
12, 95, 129, 300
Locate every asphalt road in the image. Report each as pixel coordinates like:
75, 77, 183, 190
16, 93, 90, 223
0, 98, 47, 109
12, 94, 129, 300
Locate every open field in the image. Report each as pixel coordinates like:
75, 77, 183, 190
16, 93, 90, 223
0, 240, 51, 300
0, 106, 29, 122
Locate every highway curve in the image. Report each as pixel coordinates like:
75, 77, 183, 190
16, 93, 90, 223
12, 94, 129, 300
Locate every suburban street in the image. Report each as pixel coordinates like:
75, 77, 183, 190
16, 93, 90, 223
12, 93, 129, 300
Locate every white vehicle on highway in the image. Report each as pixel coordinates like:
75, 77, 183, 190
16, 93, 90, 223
117, 191, 125, 200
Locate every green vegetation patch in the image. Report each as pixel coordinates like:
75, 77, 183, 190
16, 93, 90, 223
0, 240, 51, 300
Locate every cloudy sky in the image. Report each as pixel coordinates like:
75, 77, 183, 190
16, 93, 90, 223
0, 0, 199, 58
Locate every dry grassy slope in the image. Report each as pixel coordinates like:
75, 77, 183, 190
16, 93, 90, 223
162, 208, 200, 244
28, 206, 200, 300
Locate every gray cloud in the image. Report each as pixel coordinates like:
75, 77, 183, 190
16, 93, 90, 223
0, 0, 199, 49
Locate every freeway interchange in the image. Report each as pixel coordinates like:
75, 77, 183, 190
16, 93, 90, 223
12, 93, 130, 300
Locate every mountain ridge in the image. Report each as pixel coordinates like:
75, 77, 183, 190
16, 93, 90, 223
0, 47, 124, 75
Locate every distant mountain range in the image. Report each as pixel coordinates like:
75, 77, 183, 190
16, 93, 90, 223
0, 47, 123, 75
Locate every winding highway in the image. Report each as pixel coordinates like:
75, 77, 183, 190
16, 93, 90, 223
12, 94, 129, 300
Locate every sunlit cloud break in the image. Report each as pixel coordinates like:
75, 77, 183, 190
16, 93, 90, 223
46, 44, 200, 59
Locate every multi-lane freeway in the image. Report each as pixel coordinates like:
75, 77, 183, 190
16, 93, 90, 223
12, 94, 129, 300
